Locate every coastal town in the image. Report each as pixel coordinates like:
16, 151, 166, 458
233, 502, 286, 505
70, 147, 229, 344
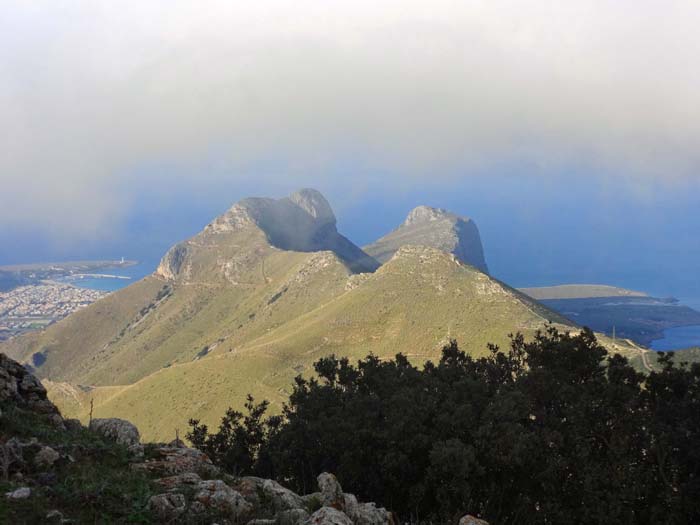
0, 283, 107, 341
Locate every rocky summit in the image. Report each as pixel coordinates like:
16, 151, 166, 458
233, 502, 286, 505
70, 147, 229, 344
363, 205, 489, 273
157, 188, 379, 281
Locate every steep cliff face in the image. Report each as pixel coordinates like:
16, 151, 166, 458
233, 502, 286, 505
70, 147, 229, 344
364, 205, 488, 273
156, 189, 378, 281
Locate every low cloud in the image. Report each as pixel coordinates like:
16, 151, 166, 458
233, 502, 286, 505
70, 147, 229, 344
1, 1, 699, 240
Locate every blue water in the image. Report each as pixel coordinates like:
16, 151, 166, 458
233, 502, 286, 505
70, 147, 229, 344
67, 262, 154, 292
651, 325, 700, 351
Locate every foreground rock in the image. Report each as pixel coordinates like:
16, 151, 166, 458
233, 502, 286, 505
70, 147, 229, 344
149, 492, 188, 521
89, 417, 140, 446
344, 494, 394, 525
133, 443, 220, 478
5, 487, 31, 500
0, 353, 64, 428
1, 353, 397, 524
318, 472, 345, 510
307, 506, 354, 525
141, 455, 394, 524
192, 479, 253, 520
33, 446, 60, 469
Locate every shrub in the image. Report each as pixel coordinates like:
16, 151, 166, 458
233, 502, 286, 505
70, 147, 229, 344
189, 327, 700, 524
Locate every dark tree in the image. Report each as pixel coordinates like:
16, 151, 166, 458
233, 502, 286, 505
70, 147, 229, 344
189, 327, 700, 524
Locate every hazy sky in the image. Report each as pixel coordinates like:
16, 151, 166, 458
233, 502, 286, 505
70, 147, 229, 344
1, 2, 699, 296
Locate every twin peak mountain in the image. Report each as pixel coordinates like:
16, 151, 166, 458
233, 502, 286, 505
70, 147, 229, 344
157, 188, 488, 283
3, 188, 568, 441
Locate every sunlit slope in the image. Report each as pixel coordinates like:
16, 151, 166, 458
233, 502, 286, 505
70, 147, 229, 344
52, 246, 576, 441
3, 242, 353, 386
222, 246, 573, 363
1, 277, 165, 380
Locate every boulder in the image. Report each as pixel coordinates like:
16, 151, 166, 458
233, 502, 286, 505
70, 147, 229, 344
0, 437, 24, 475
231, 476, 268, 508
317, 472, 344, 510
0, 354, 64, 426
277, 508, 311, 525
90, 418, 140, 446
458, 515, 489, 525
45, 510, 64, 522
305, 506, 353, 525
34, 446, 60, 469
155, 471, 202, 491
344, 498, 393, 525
149, 492, 187, 521
5, 487, 31, 499
132, 445, 219, 477
232, 476, 306, 513
262, 478, 306, 512
194, 479, 253, 520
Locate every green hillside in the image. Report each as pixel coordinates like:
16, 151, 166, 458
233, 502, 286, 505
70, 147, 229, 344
1, 189, 646, 442
34, 246, 576, 441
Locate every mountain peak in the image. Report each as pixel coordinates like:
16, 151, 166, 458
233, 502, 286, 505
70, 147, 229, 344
403, 205, 455, 226
157, 189, 378, 281
287, 188, 336, 225
364, 205, 488, 273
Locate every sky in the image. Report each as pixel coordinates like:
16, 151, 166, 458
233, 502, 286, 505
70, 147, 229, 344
1, 1, 699, 299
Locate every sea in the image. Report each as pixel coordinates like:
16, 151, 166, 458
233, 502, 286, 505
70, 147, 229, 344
648, 296, 700, 351
66, 262, 155, 292
651, 325, 700, 351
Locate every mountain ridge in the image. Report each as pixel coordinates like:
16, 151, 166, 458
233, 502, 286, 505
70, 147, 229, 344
2, 188, 638, 441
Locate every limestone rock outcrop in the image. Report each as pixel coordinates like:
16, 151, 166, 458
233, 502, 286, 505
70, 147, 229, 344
364, 205, 488, 273
33, 446, 60, 469
89, 418, 141, 447
132, 444, 220, 478
157, 188, 379, 281
192, 479, 253, 520
318, 472, 345, 509
0, 353, 63, 426
306, 506, 354, 525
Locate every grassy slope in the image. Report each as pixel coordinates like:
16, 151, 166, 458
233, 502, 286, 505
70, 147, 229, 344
48, 247, 579, 441
1, 277, 165, 381
0, 401, 154, 524
1, 228, 352, 386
